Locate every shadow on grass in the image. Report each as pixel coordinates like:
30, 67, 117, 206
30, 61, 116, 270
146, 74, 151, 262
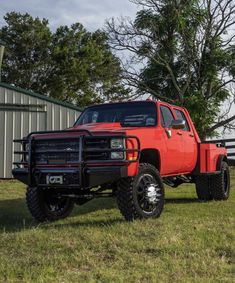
165, 198, 198, 204
0, 197, 117, 232
0, 199, 35, 233
0, 196, 202, 232
44, 217, 124, 231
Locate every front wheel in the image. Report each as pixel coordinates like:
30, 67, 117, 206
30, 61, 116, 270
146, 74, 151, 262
26, 187, 74, 222
116, 163, 164, 221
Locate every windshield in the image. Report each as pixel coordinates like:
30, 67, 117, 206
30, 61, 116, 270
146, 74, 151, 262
75, 101, 157, 127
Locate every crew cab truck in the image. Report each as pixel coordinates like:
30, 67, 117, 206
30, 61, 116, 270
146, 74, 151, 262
12, 101, 231, 222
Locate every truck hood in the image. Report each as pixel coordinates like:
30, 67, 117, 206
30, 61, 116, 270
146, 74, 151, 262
29, 123, 127, 139
73, 122, 131, 133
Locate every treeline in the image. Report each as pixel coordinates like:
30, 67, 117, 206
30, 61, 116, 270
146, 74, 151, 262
0, 12, 129, 107
0, 0, 235, 138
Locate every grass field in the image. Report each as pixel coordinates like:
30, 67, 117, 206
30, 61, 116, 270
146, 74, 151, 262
0, 172, 234, 283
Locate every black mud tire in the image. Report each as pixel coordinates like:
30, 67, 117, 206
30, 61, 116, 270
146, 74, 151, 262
116, 163, 164, 221
211, 161, 230, 200
26, 187, 74, 222
195, 175, 212, 201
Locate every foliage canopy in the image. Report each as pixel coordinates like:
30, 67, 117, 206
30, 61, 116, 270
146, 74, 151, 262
0, 12, 129, 107
107, 0, 235, 138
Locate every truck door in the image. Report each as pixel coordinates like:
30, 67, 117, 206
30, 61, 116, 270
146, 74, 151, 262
173, 108, 197, 172
160, 105, 184, 175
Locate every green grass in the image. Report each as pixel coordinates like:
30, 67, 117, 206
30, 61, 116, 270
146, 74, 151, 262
0, 172, 234, 283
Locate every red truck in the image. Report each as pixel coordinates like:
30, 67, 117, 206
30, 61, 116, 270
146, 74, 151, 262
13, 100, 230, 222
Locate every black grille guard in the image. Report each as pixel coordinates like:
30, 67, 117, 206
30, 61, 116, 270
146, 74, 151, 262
13, 129, 140, 187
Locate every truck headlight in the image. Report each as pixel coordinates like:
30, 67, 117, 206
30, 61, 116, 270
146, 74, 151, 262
110, 138, 125, 159
111, 152, 124, 159
110, 138, 124, 149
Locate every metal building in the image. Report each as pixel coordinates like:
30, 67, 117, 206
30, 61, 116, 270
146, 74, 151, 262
0, 82, 82, 178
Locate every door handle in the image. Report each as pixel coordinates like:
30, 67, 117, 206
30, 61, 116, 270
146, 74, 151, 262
177, 132, 182, 136
189, 134, 194, 137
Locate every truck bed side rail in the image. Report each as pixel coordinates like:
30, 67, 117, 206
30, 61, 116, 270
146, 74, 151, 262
204, 138, 235, 166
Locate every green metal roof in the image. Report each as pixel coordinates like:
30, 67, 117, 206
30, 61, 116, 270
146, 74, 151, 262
0, 82, 83, 112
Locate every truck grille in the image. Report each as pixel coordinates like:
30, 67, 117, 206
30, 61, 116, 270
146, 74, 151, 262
35, 139, 80, 165
84, 137, 110, 161
34, 137, 110, 165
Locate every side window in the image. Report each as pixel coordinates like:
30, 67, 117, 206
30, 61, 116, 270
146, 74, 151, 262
160, 106, 174, 128
174, 109, 190, 131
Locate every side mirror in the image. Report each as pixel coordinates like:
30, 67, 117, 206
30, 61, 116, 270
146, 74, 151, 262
171, 119, 185, 130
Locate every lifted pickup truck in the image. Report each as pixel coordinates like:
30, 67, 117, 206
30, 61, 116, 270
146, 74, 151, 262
13, 100, 230, 222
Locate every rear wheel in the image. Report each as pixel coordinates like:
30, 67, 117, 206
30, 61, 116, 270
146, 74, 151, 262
116, 163, 164, 221
195, 175, 212, 201
211, 161, 230, 200
26, 187, 74, 222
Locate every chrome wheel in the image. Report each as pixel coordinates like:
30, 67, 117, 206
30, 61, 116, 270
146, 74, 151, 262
26, 187, 74, 222
137, 174, 162, 214
116, 163, 165, 221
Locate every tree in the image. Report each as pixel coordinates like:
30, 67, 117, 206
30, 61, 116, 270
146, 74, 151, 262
107, 0, 235, 139
48, 24, 129, 106
0, 12, 129, 107
0, 12, 52, 94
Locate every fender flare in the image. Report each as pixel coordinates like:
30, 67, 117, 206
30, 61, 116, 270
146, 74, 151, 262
139, 148, 161, 171
216, 155, 228, 172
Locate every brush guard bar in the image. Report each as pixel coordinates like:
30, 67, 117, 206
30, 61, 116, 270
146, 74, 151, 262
13, 129, 140, 188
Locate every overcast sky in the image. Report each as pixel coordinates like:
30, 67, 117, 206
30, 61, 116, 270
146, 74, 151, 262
0, 0, 138, 31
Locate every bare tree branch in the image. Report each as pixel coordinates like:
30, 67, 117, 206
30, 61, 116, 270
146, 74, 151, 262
106, 0, 235, 138
209, 115, 235, 132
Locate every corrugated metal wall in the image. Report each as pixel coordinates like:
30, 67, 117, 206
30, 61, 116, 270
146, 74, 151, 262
0, 85, 81, 178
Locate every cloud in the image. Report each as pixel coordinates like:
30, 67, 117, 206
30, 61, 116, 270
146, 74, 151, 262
0, 0, 138, 31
